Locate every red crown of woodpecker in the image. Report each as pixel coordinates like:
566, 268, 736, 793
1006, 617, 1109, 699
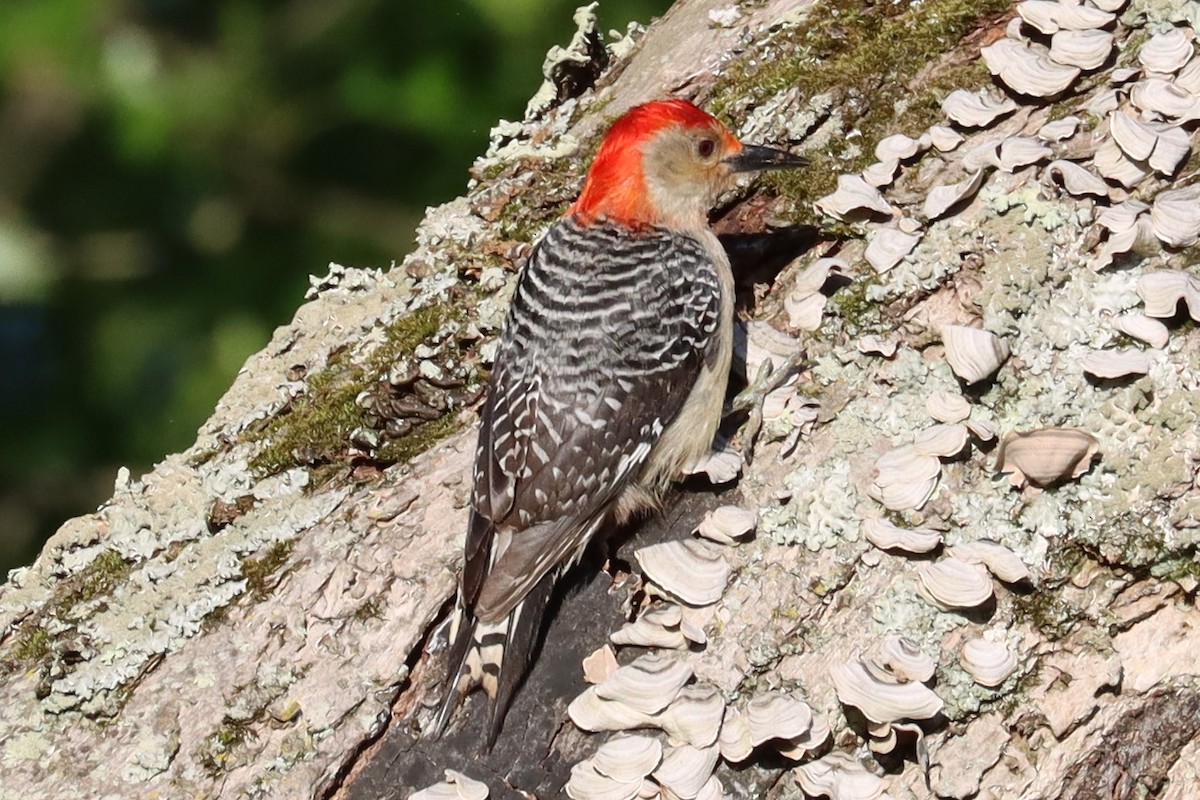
570, 99, 741, 227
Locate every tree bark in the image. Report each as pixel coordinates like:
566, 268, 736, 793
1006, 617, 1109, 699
3, 0, 1200, 798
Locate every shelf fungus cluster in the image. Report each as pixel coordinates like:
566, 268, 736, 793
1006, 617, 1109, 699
808, 8, 1196, 293
784, 258, 851, 331
566, 732, 729, 800
867, 413, 996, 513
566, 503, 776, 797
916, 539, 1033, 613
566, 654, 830, 799
831, 645, 944, 757
635, 539, 732, 608
719, 692, 831, 763
551, 6, 1193, 799
982, 0, 1117, 99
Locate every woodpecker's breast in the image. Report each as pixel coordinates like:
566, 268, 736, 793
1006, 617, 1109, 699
634, 227, 733, 494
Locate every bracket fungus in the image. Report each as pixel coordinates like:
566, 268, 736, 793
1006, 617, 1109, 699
797, 752, 890, 800
928, 124, 965, 151
959, 638, 1020, 688
946, 540, 1032, 585
982, 38, 1082, 98
913, 424, 971, 459
924, 170, 988, 221
1111, 314, 1169, 349
592, 735, 663, 783
683, 447, 743, 485
411, 770, 490, 800
856, 335, 899, 359
1049, 29, 1114, 70
997, 136, 1053, 172
941, 325, 1011, 385
1138, 27, 1196, 75
925, 391, 972, 424
1150, 184, 1200, 248
594, 653, 693, 715
831, 658, 944, 758
864, 228, 922, 274
815, 175, 895, 220
871, 634, 938, 684
1016, 0, 1115, 35
863, 518, 943, 555
994, 427, 1100, 488
635, 539, 732, 607
1080, 348, 1152, 380
564, 759, 644, 800
868, 445, 941, 512
1043, 160, 1110, 199
916, 558, 995, 611
1137, 270, 1200, 320
941, 89, 1018, 128
610, 604, 690, 650
652, 743, 719, 799
695, 505, 756, 545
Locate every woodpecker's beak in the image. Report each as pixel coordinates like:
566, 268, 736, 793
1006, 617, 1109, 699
724, 145, 810, 173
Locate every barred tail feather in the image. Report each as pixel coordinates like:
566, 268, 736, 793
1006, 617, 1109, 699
428, 603, 476, 740
429, 571, 557, 750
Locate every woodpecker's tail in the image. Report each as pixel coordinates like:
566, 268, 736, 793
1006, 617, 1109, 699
429, 571, 556, 750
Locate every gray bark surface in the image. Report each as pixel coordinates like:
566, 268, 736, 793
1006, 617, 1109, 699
2, 0, 1199, 798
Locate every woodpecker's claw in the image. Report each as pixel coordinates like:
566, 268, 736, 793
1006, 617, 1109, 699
727, 351, 807, 464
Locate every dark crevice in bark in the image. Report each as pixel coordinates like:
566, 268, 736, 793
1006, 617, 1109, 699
1060, 682, 1200, 800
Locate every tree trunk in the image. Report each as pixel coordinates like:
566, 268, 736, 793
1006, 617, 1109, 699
3, 0, 1199, 798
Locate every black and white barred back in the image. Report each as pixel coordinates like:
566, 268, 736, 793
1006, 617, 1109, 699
433, 216, 722, 745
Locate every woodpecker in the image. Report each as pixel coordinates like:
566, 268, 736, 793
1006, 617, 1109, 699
432, 99, 807, 746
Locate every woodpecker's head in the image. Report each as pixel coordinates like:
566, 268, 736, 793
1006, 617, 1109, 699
570, 99, 807, 231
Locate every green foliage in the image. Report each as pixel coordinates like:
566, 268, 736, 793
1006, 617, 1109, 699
0, 0, 671, 573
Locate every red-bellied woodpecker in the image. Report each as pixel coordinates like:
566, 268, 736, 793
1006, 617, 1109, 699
432, 99, 807, 746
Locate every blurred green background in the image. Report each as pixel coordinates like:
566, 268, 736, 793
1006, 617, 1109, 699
0, 0, 672, 574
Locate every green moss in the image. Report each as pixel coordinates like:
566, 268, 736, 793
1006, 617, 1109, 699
994, 660, 1044, 718
1013, 590, 1084, 639
244, 303, 465, 478
2, 551, 133, 673
242, 540, 297, 601
374, 413, 461, 464
710, 0, 1011, 220
477, 161, 508, 182
498, 196, 568, 243
12, 626, 51, 664
55, 549, 132, 618
1153, 551, 1200, 583
826, 272, 884, 336
188, 447, 220, 468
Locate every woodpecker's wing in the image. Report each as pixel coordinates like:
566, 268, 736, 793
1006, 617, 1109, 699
467, 218, 723, 622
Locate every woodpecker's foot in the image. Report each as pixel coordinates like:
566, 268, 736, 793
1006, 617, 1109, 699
726, 351, 806, 464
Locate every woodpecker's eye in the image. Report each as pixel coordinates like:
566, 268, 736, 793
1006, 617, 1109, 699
697, 138, 716, 159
